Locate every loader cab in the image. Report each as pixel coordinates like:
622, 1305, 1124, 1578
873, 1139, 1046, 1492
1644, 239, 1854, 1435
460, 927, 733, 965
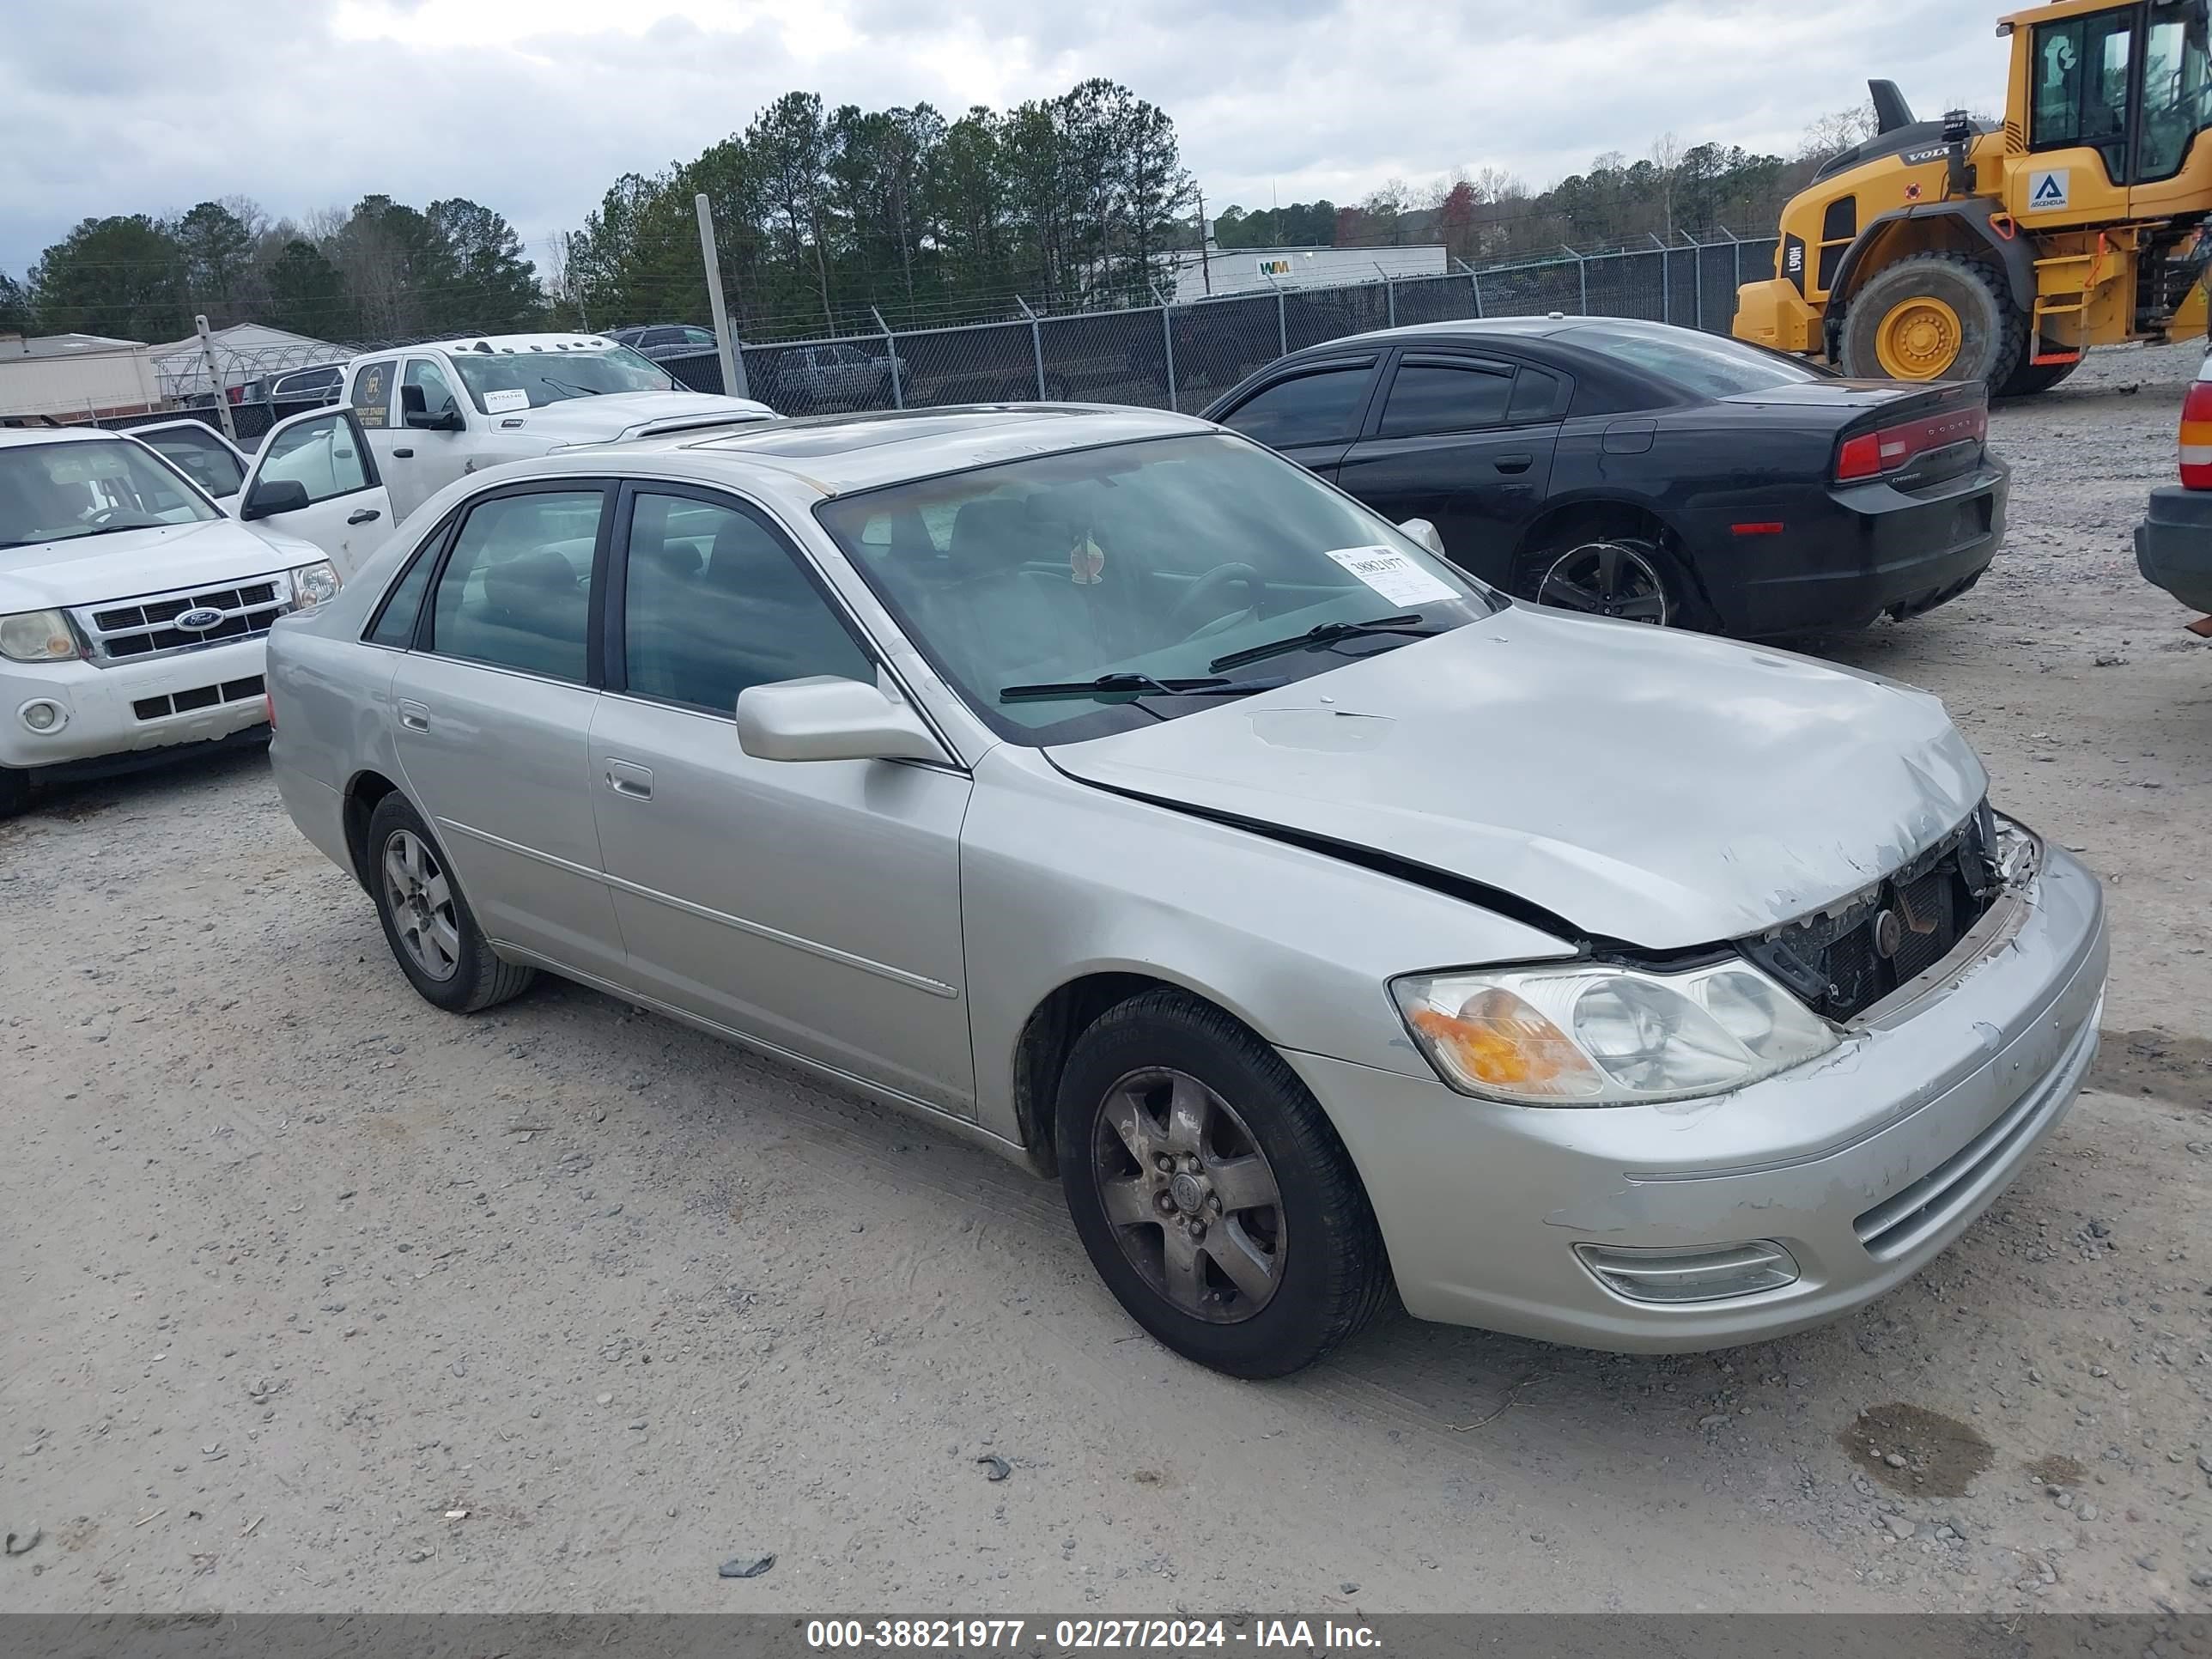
2011, 0, 2212, 214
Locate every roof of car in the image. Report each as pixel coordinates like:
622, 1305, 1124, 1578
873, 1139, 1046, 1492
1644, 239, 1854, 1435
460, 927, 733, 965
607, 404, 1215, 496
1310, 316, 1587, 350
0, 425, 149, 450
358, 332, 623, 360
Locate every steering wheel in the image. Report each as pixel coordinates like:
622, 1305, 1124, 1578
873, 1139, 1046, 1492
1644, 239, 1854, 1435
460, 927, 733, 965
1166, 562, 1264, 640
86, 506, 132, 528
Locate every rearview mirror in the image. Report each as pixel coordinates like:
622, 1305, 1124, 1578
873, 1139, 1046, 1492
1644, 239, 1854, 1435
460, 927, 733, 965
240, 477, 311, 520
1399, 518, 1446, 558
736, 676, 946, 764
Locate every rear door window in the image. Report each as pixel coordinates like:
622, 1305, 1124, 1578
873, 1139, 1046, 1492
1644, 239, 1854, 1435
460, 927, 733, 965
1375, 361, 1516, 437
425, 489, 607, 684
1218, 364, 1376, 447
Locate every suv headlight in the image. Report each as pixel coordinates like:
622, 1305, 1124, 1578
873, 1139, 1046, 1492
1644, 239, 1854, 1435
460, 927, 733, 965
290, 561, 342, 608
0, 609, 80, 663
1391, 959, 1839, 1106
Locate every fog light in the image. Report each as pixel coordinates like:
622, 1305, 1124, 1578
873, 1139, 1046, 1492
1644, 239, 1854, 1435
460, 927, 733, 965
19, 699, 65, 733
1574, 1239, 1800, 1304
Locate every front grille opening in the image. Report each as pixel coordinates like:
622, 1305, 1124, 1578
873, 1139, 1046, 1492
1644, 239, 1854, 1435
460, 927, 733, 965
131, 674, 265, 723
1739, 815, 1999, 1024
94, 583, 277, 633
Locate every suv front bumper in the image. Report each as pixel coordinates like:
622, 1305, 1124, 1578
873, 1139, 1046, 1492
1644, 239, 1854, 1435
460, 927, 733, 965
0, 636, 270, 773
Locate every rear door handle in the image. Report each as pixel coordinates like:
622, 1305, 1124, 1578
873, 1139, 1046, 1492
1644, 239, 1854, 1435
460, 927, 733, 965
392, 447, 415, 459
605, 759, 653, 800
347, 507, 381, 525
398, 700, 430, 732
1492, 453, 1534, 474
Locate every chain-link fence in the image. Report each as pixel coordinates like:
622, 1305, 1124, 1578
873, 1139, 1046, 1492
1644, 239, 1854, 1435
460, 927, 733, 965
82, 231, 1778, 447
664, 231, 1780, 414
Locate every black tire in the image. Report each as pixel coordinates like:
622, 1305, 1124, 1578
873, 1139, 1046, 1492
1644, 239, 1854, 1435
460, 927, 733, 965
365, 792, 536, 1014
1838, 252, 2026, 388
0, 765, 27, 820
1510, 531, 1710, 631
1995, 355, 2081, 398
1055, 990, 1390, 1377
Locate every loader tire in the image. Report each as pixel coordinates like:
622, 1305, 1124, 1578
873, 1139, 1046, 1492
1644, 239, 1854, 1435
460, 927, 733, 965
1996, 355, 2081, 398
1838, 252, 2026, 388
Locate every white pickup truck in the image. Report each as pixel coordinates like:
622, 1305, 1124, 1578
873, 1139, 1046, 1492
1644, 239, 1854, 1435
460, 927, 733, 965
313, 333, 776, 526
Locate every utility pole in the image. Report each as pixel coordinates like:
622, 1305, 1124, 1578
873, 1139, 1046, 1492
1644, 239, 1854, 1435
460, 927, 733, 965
194, 314, 237, 445
695, 193, 747, 400
1195, 183, 1211, 296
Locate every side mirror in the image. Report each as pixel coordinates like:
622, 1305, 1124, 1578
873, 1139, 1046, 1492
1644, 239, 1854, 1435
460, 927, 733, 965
736, 676, 946, 764
240, 477, 311, 520
1399, 517, 1446, 558
402, 386, 464, 431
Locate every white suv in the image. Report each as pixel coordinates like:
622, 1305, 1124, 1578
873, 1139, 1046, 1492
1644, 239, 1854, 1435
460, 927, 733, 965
0, 427, 341, 817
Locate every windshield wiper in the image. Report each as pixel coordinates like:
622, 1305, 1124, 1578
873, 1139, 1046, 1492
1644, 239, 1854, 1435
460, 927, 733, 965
1207, 613, 1439, 673
998, 672, 1280, 704
540, 375, 602, 398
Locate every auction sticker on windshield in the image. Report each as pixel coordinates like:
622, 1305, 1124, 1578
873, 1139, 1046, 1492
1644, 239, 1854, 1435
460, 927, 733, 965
1321, 544, 1458, 608
481, 388, 531, 413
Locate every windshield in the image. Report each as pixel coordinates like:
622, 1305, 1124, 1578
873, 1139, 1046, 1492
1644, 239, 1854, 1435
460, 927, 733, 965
0, 439, 220, 549
448, 343, 679, 414
814, 432, 1500, 744
1564, 319, 1830, 397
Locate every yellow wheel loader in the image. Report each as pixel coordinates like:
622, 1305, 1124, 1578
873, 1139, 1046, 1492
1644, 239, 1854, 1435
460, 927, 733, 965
1735, 0, 2212, 392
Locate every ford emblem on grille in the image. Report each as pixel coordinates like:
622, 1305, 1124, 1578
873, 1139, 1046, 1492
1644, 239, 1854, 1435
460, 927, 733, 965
173, 607, 226, 632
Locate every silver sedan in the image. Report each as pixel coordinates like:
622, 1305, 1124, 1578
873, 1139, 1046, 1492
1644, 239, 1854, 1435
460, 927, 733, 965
264, 406, 2106, 1377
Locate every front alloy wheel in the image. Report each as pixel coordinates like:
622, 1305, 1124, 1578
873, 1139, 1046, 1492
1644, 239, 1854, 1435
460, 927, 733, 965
1091, 1067, 1285, 1323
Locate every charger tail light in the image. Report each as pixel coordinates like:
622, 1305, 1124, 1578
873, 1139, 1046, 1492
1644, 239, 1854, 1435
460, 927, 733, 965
1834, 401, 1988, 483
2178, 380, 2212, 489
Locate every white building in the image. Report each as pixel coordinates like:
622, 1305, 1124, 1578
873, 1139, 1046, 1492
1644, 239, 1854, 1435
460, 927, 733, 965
148, 321, 344, 402
0, 334, 161, 424
1167, 243, 1449, 305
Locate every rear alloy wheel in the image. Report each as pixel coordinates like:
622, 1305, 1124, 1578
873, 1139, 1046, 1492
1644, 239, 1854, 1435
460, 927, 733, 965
1838, 252, 2025, 388
366, 793, 537, 1014
1525, 537, 1676, 625
1057, 991, 1390, 1377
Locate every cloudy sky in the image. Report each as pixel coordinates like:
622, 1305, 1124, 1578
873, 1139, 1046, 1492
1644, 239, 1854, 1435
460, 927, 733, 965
2, 0, 2005, 281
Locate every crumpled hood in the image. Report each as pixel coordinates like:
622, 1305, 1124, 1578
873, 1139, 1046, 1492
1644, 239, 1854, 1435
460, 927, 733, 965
1044, 605, 1987, 950
503, 390, 775, 446
0, 517, 316, 610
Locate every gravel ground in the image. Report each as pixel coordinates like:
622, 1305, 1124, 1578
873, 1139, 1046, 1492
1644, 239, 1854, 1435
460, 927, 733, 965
3, 346, 2210, 1615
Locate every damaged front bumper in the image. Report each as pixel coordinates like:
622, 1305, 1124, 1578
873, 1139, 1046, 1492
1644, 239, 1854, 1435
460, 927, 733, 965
1287, 837, 2106, 1352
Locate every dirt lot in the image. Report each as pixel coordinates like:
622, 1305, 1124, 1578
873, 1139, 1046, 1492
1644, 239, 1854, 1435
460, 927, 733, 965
3, 346, 2210, 1616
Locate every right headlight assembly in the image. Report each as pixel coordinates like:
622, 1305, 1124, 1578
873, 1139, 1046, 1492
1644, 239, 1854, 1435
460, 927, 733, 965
1391, 959, 1839, 1107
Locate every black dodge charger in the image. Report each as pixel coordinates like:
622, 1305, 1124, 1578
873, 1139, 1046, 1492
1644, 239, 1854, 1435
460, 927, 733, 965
1201, 316, 2006, 637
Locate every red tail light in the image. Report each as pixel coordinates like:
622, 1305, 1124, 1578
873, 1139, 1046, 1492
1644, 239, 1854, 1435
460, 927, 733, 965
226, 386, 244, 404
264, 691, 276, 731
1834, 403, 1988, 483
2179, 380, 2212, 489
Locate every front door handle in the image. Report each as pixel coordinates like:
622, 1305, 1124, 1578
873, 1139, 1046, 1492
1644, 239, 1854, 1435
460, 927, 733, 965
398, 700, 430, 732
605, 759, 653, 800
1492, 453, 1534, 474
347, 507, 382, 525
392, 447, 415, 459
